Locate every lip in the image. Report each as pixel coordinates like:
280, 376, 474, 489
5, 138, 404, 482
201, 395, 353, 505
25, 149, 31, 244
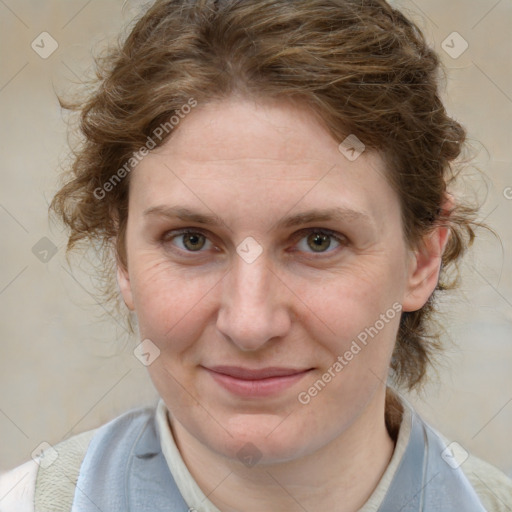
203, 365, 314, 397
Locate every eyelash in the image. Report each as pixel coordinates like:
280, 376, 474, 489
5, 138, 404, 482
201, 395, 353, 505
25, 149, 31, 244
161, 228, 348, 257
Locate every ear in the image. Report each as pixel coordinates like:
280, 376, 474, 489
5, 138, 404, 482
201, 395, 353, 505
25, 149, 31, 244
117, 264, 135, 311
402, 194, 453, 312
113, 211, 135, 312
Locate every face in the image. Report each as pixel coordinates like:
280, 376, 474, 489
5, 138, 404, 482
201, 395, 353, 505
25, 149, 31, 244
118, 96, 444, 464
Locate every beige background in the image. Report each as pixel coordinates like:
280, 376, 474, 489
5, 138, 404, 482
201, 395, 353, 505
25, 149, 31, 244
1, 0, 511, 479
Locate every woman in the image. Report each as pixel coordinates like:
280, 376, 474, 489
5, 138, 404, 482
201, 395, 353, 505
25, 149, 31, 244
1, 0, 511, 510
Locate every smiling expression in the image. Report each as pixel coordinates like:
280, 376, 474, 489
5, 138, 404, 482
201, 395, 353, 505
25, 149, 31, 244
117, 95, 435, 463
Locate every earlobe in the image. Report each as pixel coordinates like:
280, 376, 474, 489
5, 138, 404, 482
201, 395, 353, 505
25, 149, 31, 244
117, 265, 135, 311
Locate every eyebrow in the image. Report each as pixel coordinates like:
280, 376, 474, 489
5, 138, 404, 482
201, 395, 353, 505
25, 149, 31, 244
143, 205, 374, 230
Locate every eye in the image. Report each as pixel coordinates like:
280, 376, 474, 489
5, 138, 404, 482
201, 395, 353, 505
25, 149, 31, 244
293, 228, 346, 255
162, 229, 214, 253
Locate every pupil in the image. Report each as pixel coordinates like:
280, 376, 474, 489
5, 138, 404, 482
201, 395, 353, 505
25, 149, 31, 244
310, 233, 330, 252
185, 234, 203, 250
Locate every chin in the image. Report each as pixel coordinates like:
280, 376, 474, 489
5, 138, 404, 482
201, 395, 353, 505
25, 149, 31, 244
204, 416, 314, 466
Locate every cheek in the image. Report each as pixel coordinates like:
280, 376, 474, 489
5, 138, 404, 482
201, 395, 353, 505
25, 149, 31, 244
297, 257, 404, 378
309, 258, 402, 331
294, 271, 401, 419
129, 257, 212, 346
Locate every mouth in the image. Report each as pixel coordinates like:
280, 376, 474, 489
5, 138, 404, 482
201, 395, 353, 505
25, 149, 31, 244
202, 365, 314, 397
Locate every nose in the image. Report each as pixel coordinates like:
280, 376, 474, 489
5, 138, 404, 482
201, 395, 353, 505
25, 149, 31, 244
215, 252, 292, 352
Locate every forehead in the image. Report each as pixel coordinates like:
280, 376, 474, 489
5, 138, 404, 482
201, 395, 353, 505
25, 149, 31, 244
148, 96, 378, 169
129, 97, 400, 229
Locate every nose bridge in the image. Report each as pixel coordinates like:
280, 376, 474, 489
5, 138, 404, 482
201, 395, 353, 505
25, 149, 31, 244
216, 252, 290, 351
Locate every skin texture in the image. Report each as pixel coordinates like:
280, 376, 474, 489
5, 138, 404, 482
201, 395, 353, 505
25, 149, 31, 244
117, 96, 450, 511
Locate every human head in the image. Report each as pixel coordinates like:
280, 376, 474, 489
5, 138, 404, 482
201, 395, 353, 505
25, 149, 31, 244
51, 0, 480, 394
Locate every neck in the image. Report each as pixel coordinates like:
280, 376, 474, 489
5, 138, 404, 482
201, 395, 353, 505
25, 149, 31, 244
169, 387, 400, 512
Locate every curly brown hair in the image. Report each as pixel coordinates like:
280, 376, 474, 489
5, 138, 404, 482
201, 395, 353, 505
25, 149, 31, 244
50, 0, 489, 391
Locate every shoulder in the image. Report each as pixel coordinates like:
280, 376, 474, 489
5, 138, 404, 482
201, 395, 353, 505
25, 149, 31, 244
389, 393, 512, 512
0, 429, 99, 512
0, 458, 38, 512
439, 433, 512, 512
0, 405, 157, 512
458, 447, 512, 512
35, 427, 99, 512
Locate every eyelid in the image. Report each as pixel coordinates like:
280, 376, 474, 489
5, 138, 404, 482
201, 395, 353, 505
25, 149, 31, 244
289, 227, 347, 255
162, 227, 210, 241
161, 228, 216, 252
292, 227, 346, 242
